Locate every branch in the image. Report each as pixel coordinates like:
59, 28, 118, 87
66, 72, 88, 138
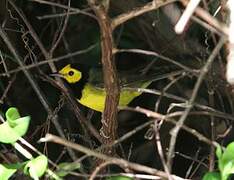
87, 0, 120, 156
180, 0, 229, 36
123, 106, 219, 147
111, 0, 177, 30
226, 0, 234, 84
40, 134, 187, 180
167, 36, 227, 171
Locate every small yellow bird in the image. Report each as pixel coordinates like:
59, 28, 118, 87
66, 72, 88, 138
53, 64, 180, 112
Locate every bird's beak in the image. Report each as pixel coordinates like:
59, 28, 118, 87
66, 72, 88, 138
49, 72, 63, 78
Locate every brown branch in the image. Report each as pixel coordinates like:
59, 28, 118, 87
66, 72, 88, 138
115, 48, 198, 74
208, 87, 216, 171
49, 0, 71, 55
123, 106, 219, 147
40, 134, 187, 180
0, 27, 52, 117
29, 0, 96, 19
87, 0, 120, 156
8, 0, 49, 59
7, 0, 96, 160
111, 0, 178, 30
89, 161, 118, 180
0, 44, 97, 77
122, 87, 234, 121
154, 121, 173, 180
167, 36, 227, 172
181, 0, 229, 36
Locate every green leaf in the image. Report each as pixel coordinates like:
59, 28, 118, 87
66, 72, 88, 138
6, 107, 30, 137
0, 107, 30, 143
202, 172, 221, 180
216, 145, 222, 160
222, 142, 234, 164
24, 155, 48, 178
0, 164, 17, 180
56, 162, 81, 177
0, 122, 22, 143
12, 116, 30, 137
107, 176, 133, 180
5, 107, 21, 126
217, 142, 234, 180
221, 160, 234, 180
217, 145, 224, 173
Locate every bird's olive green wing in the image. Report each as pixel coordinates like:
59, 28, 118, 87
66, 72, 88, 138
88, 67, 184, 89
121, 70, 185, 88
87, 68, 105, 89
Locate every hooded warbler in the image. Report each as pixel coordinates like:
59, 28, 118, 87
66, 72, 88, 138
53, 64, 180, 112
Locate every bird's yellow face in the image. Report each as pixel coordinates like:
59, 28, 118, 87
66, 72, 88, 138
59, 64, 82, 84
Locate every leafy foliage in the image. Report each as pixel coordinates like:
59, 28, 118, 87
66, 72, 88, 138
0, 107, 30, 143
0, 108, 48, 180
23, 155, 48, 179
203, 142, 234, 180
55, 162, 81, 177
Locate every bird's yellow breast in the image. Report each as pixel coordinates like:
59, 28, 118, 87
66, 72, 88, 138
78, 83, 145, 112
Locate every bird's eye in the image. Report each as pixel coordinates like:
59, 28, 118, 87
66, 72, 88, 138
68, 71, 74, 76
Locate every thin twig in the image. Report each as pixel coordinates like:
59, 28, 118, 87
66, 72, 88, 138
89, 161, 117, 180
226, 0, 234, 84
175, 0, 201, 34
123, 106, 219, 147
123, 88, 234, 121
37, 11, 82, 20
8, 0, 48, 59
111, 0, 178, 30
49, 0, 71, 55
0, 27, 51, 115
154, 121, 173, 180
167, 36, 227, 172
181, 0, 229, 36
115, 48, 198, 74
40, 133, 187, 180
0, 44, 97, 77
208, 87, 215, 171
7, 0, 79, 160
29, 0, 96, 19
